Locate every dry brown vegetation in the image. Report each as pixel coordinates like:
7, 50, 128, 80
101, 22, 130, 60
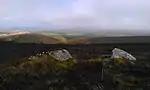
68, 37, 90, 44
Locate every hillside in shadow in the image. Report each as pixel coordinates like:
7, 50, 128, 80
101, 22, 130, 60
0, 41, 149, 64
0, 41, 150, 90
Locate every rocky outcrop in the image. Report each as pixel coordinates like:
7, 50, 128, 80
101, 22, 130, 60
111, 48, 136, 61
50, 49, 72, 61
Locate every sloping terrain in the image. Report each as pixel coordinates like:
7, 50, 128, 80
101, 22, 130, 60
0, 33, 90, 44
0, 33, 67, 44
38, 32, 90, 44
67, 37, 90, 44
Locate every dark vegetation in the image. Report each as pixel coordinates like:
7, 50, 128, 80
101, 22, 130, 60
90, 36, 150, 43
0, 41, 150, 90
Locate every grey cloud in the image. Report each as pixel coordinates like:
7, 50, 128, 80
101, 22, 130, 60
0, 0, 150, 30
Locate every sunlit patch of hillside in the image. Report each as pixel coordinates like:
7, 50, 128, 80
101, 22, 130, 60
68, 37, 90, 44
39, 33, 68, 44
0, 33, 67, 44
0, 32, 91, 44
39, 32, 90, 44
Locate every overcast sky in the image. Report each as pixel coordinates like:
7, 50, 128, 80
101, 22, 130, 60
0, 0, 150, 31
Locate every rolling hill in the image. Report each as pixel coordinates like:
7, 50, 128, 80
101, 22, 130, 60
0, 33, 67, 44
1, 31, 150, 44
0, 32, 90, 44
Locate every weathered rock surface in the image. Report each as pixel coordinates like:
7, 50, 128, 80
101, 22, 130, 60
111, 48, 136, 61
50, 49, 72, 61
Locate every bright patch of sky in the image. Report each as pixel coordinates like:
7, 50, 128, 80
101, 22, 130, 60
0, 0, 150, 31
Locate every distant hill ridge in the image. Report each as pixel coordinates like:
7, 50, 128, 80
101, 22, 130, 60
1, 31, 150, 44
0, 32, 90, 44
0, 31, 30, 37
